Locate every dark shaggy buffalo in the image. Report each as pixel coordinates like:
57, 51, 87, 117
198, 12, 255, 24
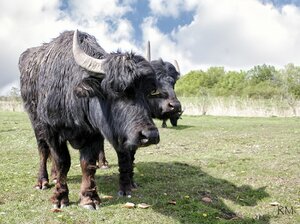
145, 41, 182, 128
148, 59, 182, 128
19, 30, 159, 209
97, 59, 183, 169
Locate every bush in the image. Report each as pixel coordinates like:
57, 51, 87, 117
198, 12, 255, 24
242, 81, 283, 99
175, 64, 299, 100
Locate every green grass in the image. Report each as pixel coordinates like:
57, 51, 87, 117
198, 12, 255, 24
0, 111, 299, 224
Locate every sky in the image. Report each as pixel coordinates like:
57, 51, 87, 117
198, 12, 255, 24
1, 0, 300, 95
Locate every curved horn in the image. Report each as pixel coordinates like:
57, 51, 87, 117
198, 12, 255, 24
146, 40, 151, 61
174, 60, 180, 74
72, 30, 105, 74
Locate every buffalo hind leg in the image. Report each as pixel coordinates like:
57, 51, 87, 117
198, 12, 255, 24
162, 119, 167, 128
49, 139, 71, 208
79, 139, 101, 210
35, 139, 51, 190
50, 161, 58, 184
97, 141, 109, 169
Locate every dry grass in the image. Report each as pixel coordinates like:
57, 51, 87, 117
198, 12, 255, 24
179, 96, 300, 117
2, 98, 300, 117
0, 101, 23, 112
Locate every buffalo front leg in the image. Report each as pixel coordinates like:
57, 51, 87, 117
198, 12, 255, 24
117, 150, 134, 197
130, 149, 138, 190
162, 119, 167, 128
170, 116, 178, 127
49, 140, 71, 208
79, 142, 101, 210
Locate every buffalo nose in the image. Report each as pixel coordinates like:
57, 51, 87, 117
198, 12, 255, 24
140, 128, 160, 146
168, 101, 182, 112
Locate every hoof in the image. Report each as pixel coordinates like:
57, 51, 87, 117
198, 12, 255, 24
60, 204, 68, 209
34, 181, 50, 190
82, 204, 96, 210
131, 182, 138, 190
118, 190, 132, 198
99, 165, 109, 169
52, 203, 68, 209
42, 184, 50, 190
118, 191, 125, 197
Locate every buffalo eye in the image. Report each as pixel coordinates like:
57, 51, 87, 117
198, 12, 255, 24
148, 89, 161, 97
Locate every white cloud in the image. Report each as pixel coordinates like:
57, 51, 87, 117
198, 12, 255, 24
0, 0, 138, 95
0, 0, 70, 95
148, 0, 185, 18
1, 0, 300, 95
68, 0, 132, 21
143, 0, 300, 73
141, 17, 201, 74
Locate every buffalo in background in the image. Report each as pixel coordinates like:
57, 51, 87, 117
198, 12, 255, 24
146, 41, 182, 128
19, 30, 159, 209
148, 59, 182, 128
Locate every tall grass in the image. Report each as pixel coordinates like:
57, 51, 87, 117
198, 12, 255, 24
1, 98, 300, 117
0, 101, 23, 112
179, 96, 300, 117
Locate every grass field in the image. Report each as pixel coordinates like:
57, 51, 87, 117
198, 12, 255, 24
0, 111, 299, 224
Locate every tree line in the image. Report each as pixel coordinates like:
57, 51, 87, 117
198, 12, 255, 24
175, 63, 300, 101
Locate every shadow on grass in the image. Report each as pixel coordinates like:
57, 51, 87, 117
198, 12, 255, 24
137, 162, 270, 223
78, 161, 269, 223
170, 125, 194, 130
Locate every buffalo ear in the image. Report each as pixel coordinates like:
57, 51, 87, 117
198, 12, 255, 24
74, 77, 104, 98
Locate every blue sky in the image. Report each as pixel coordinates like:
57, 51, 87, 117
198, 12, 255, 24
1, 0, 300, 95
123, 0, 300, 43
123, 0, 195, 43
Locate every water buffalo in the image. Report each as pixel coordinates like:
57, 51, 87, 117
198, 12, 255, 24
148, 59, 182, 128
145, 41, 182, 128
19, 30, 159, 209
97, 58, 183, 169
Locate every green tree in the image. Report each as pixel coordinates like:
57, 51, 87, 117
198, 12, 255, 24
9, 87, 21, 102
176, 67, 225, 96
244, 65, 283, 99
242, 81, 283, 99
205, 67, 225, 88
246, 64, 279, 84
281, 63, 300, 99
175, 70, 206, 96
279, 63, 300, 115
7, 87, 21, 112
213, 71, 246, 96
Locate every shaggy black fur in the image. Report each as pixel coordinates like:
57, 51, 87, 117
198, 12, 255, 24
19, 30, 159, 209
148, 59, 182, 128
